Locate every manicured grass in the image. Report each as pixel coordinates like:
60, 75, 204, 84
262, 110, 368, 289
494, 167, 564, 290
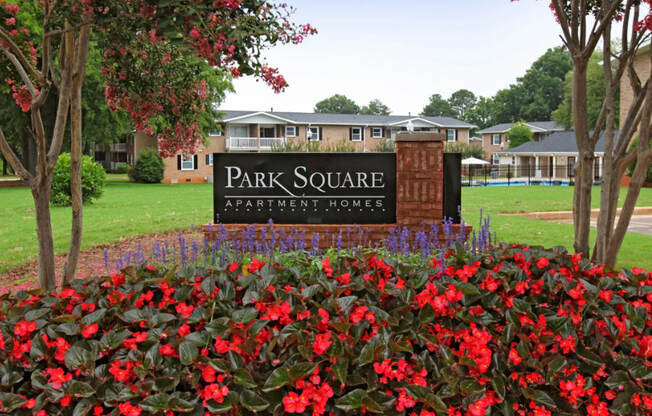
461, 186, 652, 270
0, 180, 214, 273
1, 181, 651, 274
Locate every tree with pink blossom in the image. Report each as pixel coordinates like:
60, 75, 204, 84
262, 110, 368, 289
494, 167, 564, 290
0, 0, 316, 290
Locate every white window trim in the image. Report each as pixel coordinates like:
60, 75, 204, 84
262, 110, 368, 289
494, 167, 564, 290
447, 129, 457, 142
181, 154, 194, 171
492, 134, 501, 146
492, 154, 500, 165
351, 127, 362, 142
371, 127, 382, 138
308, 126, 320, 141
285, 126, 297, 137
207, 154, 214, 166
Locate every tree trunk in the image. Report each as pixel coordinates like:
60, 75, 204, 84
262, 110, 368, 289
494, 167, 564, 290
33, 178, 57, 291
2, 155, 6, 176
62, 24, 91, 286
21, 130, 36, 175
571, 59, 593, 256
593, 22, 617, 263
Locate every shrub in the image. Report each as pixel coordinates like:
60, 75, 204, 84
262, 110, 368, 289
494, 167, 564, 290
444, 141, 485, 160
130, 148, 165, 183
51, 153, 106, 206
506, 122, 533, 149
1, 244, 650, 415
115, 163, 130, 174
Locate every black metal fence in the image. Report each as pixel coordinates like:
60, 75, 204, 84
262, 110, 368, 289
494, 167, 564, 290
462, 164, 602, 187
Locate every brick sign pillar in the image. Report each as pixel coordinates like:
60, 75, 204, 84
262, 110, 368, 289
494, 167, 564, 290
395, 132, 444, 227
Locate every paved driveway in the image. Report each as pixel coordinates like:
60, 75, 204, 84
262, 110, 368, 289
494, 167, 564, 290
599, 215, 652, 236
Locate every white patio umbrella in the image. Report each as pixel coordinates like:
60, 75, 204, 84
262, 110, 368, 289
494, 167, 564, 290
461, 157, 489, 165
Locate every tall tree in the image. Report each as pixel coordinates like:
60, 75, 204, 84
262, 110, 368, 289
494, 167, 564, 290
552, 51, 619, 130
314, 94, 360, 114
448, 89, 477, 120
421, 93, 456, 117
360, 98, 390, 115
465, 96, 495, 130
513, 0, 650, 266
0, 0, 315, 290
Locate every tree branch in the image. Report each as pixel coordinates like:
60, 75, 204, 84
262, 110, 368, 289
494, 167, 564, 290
1, 47, 37, 97
551, 0, 575, 50
0, 28, 42, 84
584, 0, 624, 58
0, 127, 32, 183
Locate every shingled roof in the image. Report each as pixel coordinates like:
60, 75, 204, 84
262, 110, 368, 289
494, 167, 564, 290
218, 110, 476, 129
495, 130, 618, 155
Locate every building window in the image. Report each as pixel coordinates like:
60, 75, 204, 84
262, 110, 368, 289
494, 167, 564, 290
492, 134, 501, 146
210, 128, 222, 136
260, 126, 276, 138
371, 127, 383, 138
447, 129, 457, 142
285, 126, 297, 137
351, 127, 362, 141
308, 126, 320, 141
181, 154, 194, 170
206, 154, 213, 166
492, 154, 500, 165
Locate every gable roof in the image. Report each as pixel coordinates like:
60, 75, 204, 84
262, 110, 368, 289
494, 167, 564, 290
219, 110, 476, 129
478, 121, 565, 134
495, 130, 617, 155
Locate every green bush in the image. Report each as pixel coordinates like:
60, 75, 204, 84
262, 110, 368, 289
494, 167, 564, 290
130, 148, 165, 183
115, 163, 130, 174
506, 122, 533, 148
444, 142, 486, 160
1, 244, 650, 415
51, 153, 106, 206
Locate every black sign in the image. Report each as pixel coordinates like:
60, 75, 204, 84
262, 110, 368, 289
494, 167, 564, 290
214, 153, 396, 224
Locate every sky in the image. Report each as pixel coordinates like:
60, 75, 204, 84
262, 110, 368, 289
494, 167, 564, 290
220, 0, 566, 115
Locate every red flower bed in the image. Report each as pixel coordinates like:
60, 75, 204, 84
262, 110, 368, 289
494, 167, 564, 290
0, 244, 650, 415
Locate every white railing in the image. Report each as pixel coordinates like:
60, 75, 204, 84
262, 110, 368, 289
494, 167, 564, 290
111, 143, 127, 152
227, 137, 285, 151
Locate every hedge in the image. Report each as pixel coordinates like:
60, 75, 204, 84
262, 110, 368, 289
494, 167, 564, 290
0, 244, 650, 415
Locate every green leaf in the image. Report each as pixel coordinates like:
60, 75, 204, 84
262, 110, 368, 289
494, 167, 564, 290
418, 303, 435, 324
144, 343, 162, 370
168, 397, 195, 413
140, 393, 171, 412
492, 377, 506, 400
73, 398, 93, 416
522, 388, 557, 409
334, 357, 349, 385
289, 362, 318, 381
335, 389, 367, 411
359, 340, 376, 366
454, 281, 480, 295
179, 341, 198, 366
205, 398, 232, 414
232, 307, 258, 324
262, 367, 290, 392
100, 330, 131, 349
335, 296, 358, 314
576, 347, 604, 367
233, 369, 257, 388
80, 308, 107, 326
362, 397, 384, 413
25, 308, 50, 321
66, 381, 95, 398
604, 370, 630, 390
239, 389, 270, 412
64, 346, 93, 370
154, 377, 179, 392
0, 393, 26, 412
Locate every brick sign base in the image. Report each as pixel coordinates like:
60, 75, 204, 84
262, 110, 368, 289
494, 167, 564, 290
202, 132, 470, 249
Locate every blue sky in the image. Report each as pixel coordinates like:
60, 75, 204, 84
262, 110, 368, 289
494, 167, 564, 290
220, 0, 564, 115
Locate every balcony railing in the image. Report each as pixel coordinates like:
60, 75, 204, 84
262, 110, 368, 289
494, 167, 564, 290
110, 143, 127, 152
227, 137, 285, 151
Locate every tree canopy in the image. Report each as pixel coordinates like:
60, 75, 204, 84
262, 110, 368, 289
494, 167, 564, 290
552, 51, 618, 130
448, 89, 477, 119
421, 93, 456, 117
314, 94, 360, 114
360, 98, 391, 115
506, 122, 534, 148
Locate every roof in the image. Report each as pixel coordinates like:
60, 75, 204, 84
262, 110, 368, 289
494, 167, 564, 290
478, 121, 565, 134
495, 130, 618, 155
218, 110, 476, 128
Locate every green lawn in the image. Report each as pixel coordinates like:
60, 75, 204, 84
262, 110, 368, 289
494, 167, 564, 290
461, 186, 652, 270
1, 181, 651, 274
